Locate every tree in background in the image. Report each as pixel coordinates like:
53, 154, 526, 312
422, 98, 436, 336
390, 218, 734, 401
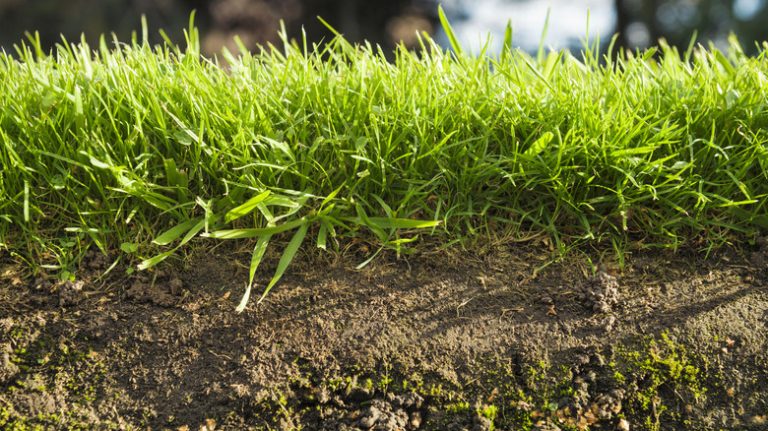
202, 0, 435, 53
0, 0, 435, 55
2, 0, 767, 55
614, 0, 768, 53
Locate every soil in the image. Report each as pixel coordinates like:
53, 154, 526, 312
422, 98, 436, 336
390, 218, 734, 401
1, 239, 767, 431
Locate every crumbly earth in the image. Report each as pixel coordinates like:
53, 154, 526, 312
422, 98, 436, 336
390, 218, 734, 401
1, 239, 767, 431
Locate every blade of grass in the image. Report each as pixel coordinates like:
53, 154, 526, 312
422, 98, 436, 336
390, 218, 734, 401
152, 219, 200, 246
258, 222, 308, 303
206, 217, 309, 239
225, 190, 272, 223
236, 234, 271, 313
438, 5, 462, 55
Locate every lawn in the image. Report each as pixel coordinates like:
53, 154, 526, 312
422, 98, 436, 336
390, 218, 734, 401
1, 12, 767, 431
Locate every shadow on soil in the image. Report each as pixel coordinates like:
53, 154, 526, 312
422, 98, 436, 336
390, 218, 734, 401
1, 242, 767, 430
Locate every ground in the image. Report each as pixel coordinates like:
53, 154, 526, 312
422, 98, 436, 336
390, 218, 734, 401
1, 239, 767, 431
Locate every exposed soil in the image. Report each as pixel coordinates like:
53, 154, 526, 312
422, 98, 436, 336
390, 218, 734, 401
1, 239, 767, 430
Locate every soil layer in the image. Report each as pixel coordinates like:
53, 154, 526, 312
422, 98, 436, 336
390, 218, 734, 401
1, 241, 767, 430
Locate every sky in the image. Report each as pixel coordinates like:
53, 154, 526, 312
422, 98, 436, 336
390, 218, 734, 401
435, 0, 616, 54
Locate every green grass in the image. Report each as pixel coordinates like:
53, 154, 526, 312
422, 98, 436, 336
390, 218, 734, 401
1, 13, 767, 304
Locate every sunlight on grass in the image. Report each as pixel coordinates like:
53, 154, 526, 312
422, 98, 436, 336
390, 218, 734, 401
1, 14, 767, 305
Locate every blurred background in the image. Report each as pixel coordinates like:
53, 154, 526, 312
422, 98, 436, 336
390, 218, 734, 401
0, 0, 767, 56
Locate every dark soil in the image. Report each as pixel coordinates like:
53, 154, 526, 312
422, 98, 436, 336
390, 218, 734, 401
1, 240, 767, 431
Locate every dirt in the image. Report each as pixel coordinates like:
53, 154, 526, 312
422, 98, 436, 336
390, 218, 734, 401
1, 239, 767, 431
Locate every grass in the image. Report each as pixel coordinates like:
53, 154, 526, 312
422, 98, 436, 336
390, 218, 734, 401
1, 11, 767, 305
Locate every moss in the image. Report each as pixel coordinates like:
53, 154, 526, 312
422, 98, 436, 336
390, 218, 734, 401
364, 377, 374, 391
479, 404, 499, 430
613, 332, 709, 431
445, 401, 471, 414
2, 334, 114, 431
0, 403, 110, 431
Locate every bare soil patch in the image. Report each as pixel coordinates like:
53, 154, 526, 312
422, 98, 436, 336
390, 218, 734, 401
1, 241, 767, 430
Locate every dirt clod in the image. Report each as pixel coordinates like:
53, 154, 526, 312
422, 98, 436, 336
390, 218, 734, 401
353, 399, 411, 430
348, 387, 374, 403
84, 250, 111, 271
617, 418, 631, 431
57, 280, 84, 306
1, 342, 19, 382
471, 415, 492, 431
31, 276, 53, 291
357, 405, 382, 428
169, 276, 184, 296
126, 278, 176, 307
394, 392, 424, 410
580, 270, 620, 313
446, 423, 470, 431
409, 411, 422, 429
531, 421, 562, 431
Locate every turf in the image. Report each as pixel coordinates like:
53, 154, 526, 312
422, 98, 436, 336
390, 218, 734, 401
1, 14, 767, 300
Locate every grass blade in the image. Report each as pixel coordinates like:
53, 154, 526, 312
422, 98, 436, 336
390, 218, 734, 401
137, 250, 175, 270
225, 190, 272, 223
537, 7, 551, 63
140, 218, 205, 270
258, 222, 309, 303
179, 218, 206, 246
206, 217, 309, 239
365, 217, 441, 229
23, 180, 29, 223
501, 20, 513, 60
524, 132, 554, 158
438, 5, 462, 55
236, 234, 271, 313
317, 221, 328, 250
153, 219, 200, 246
